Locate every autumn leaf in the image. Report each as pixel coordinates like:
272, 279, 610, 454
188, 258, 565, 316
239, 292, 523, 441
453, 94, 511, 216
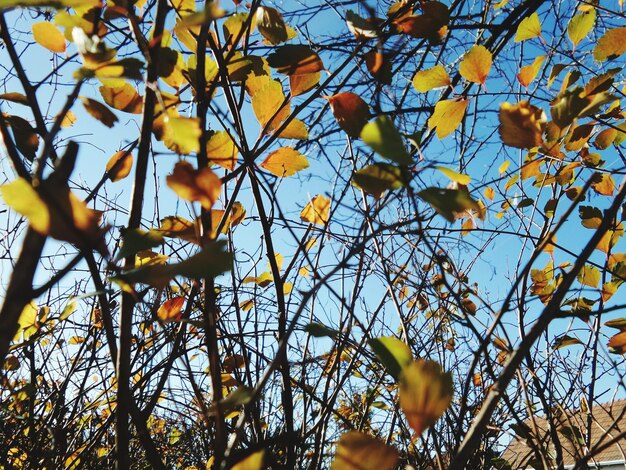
608, 331, 626, 354
352, 163, 405, 199
300, 195, 330, 225
498, 101, 546, 149
99, 82, 143, 114
2, 114, 39, 161
163, 117, 201, 155
166, 161, 221, 210
517, 55, 545, 88
399, 359, 453, 437
330, 431, 398, 470
106, 150, 133, 182
413, 65, 450, 92
459, 45, 492, 85
80, 97, 118, 128
360, 115, 411, 164
290, 72, 320, 96
552, 334, 583, 350
256, 6, 288, 45
206, 130, 238, 170
250, 77, 288, 131
428, 99, 468, 139
368, 336, 413, 380
435, 166, 471, 185
568, 9, 595, 47
593, 27, 626, 62
32, 21, 66, 53
394, 1, 449, 41
267, 45, 324, 76
515, 12, 541, 42
418, 187, 480, 222
577, 265, 600, 288
327, 92, 370, 138
157, 297, 185, 322
0, 177, 103, 246
346, 10, 381, 39
260, 147, 309, 177
232, 450, 264, 470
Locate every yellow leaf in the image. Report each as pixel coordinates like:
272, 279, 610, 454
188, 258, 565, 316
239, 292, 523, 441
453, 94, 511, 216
232, 450, 265, 470
0, 177, 103, 245
515, 12, 541, 42
32, 21, 66, 53
595, 128, 617, 150
260, 147, 309, 177
399, 359, 453, 437
498, 101, 546, 149
59, 110, 77, 128
484, 187, 495, 200
459, 45, 492, 85
299, 266, 310, 277
13, 301, 38, 342
517, 55, 545, 87
206, 130, 238, 170
275, 118, 308, 140
239, 299, 254, 311
163, 117, 201, 155
330, 431, 398, 470
106, 150, 133, 182
243, 271, 273, 287
498, 160, 510, 175
435, 166, 470, 185
413, 65, 450, 92
99, 82, 143, 114
268, 253, 284, 271
300, 195, 330, 225
327, 92, 370, 138
591, 172, 615, 196
428, 99, 468, 139
251, 77, 288, 130
577, 265, 600, 288
593, 27, 626, 62
166, 161, 221, 210
157, 296, 185, 322
568, 9, 596, 47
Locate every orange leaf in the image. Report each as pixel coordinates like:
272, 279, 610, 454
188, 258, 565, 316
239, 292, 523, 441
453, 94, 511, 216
157, 296, 185, 322
331, 431, 398, 470
300, 195, 330, 225
166, 161, 221, 210
327, 92, 370, 138
499, 101, 546, 149
517, 55, 545, 88
260, 147, 309, 177
106, 150, 133, 182
459, 45, 492, 85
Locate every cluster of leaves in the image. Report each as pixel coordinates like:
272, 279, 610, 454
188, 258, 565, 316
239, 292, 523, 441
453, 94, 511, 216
0, 0, 626, 468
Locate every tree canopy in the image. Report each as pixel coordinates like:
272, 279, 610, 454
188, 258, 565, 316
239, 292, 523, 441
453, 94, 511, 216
1, 0, 626, 468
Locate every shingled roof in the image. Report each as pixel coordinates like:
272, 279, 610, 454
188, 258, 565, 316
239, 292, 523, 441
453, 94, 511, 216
501, 399, 626, 468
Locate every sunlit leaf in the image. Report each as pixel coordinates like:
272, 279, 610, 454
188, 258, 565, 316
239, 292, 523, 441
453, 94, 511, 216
595, 128, 617, 150
300, 195, 330, 225
368, 336, 413, 380
593, 27, 626, 62
256, 6, 288, 45
605, 318, 626, 331
418, 187, 480, 223
260, 147, 309, 177
80, 97, 118, 128
435, 166, 471, 185
232, 450, 264, 470
515, 12, 541, 42
32, 21, 66, 53
428, 99, 468, 139
399, 359, 453, 437
331, 431, 398, 470
290, 72, 320, 96
590, 172, 615, 196
206, 130, 238, 170
99, 82, 142, 114
267, 45, 324, 76
223, 12, 251, 46
163, 117, 201, 155
459, 45, 492, 85
412, 65, 450, 92
577, 265, 600, 288
608, 331, 626, 354
0, 177, 103, 245
499, 101, 546, 149
327, 92, 370, 138
166, 161, 221, 210
568, 9, 595, 47
106, 150, 133, 182
394, 1, 449, 41
12, 301, 38, 342
157, 296, 185, 322
157, 216, 199, 244
551, 87, 614, 129
243, 271, 273, 287
275, 118, 308, 140
517, 55, 545, 88
59, 110, 77, 128
250, 77, 288, 130
361, 116, 411, 164
352, 163, 405, 199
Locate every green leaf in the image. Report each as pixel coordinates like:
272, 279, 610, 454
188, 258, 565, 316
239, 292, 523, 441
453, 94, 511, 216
115, 229, 164, 261
352, 163, 406, 199
360, 116, 411, 165
368, 336, 413, 380
418, 187, 480, 223
567, 9, 595, 47
305, 323, 338, 339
